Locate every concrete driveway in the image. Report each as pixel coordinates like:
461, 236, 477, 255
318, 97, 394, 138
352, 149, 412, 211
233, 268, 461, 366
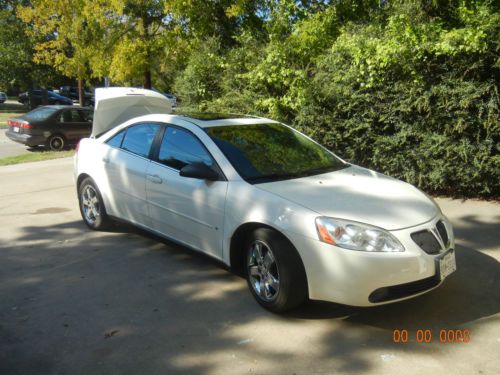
0, 100, 30, 158
0, 158, 499, 375
0, 129, 33, 158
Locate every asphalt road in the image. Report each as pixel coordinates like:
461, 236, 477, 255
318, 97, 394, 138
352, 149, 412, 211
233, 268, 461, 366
0, 157, 499, 375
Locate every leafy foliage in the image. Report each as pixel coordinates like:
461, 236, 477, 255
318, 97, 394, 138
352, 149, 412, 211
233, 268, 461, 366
0, 0, 65, 91
174, 0, 499, 198
8, 0, 499, 197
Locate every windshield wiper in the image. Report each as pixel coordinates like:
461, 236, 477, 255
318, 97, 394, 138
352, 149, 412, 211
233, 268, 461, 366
246, 172, 301, 183
300, 166, 337, 176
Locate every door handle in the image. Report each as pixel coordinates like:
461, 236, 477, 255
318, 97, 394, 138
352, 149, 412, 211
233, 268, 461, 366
102, 157, 109, 164
146, 174, 163, 184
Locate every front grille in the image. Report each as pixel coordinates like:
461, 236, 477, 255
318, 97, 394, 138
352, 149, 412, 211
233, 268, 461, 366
411, 230, 441, 254
436, 220, 448, 247
369, 276, 440, 303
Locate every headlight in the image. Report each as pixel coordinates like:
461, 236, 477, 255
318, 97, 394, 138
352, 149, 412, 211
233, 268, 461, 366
315, 217, 405, 252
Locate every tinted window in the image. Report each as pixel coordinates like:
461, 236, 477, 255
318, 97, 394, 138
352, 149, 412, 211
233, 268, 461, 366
23, 107, 59, 121
158, 127, 213, 170
106, 130, 125, 148
59, 109, 85, 123
80, 110, 93, 122
205, 123, 348, 183
121, 124, 160, 158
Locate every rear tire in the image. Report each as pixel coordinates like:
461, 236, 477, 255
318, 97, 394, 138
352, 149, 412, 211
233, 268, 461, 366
78, 177, 111, 230
245, 228, 308, 312
47, 134, 66, 151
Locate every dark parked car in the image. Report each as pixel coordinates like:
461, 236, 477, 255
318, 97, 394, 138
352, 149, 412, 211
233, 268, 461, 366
18, 90, 73, 108
0, 92, 6, 103
6, 105, 93, 150
59, 86, 94, 106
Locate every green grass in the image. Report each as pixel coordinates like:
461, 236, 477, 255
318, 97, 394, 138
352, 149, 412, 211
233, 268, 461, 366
0, 150, 75, 166
0, 111, 26, 129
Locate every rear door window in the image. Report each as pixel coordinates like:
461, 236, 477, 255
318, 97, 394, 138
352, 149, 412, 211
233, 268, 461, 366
106, 130, 126, 148
80, 110, 93, 122
120, 124, 160, 158
59, 109, 86, 123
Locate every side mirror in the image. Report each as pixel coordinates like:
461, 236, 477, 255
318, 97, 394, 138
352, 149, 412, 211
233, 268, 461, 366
179, 162, 220, 181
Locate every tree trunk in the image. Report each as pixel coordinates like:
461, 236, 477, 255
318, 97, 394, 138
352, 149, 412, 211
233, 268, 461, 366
78, 77, 85, 107
143, 70, 152, 90
142, 13, 152, 90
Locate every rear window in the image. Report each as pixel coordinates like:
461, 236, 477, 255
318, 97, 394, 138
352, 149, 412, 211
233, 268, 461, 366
23, 107, 59, 121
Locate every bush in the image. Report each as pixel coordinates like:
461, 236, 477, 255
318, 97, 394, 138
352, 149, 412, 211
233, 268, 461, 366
177, 1, 500, 198
293, 3, 499, 197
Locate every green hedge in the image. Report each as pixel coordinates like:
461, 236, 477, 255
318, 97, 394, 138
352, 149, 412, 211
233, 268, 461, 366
174, 1, 500, 198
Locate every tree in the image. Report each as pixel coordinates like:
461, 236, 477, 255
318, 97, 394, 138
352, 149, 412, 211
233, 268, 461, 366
86, 0, 178, 90
0, 0, 64, 93
18, 0, 99, 105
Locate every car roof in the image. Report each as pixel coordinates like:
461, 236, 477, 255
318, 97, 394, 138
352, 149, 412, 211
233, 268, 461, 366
175, 112, 277, 128
35, 105, 87, 110
21, 105, 90, 115
101, 113, 278, 138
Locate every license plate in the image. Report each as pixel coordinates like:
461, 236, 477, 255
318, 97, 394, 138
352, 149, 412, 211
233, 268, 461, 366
13, 127, 19, 133
438, 250, 456, 280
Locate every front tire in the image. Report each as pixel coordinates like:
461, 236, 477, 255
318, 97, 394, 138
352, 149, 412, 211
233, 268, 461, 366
245, 228, 308, 312
78, 177, 110, 230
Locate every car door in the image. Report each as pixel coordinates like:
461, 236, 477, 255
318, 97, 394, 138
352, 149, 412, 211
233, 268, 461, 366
102, 123, 161, 227
78, 109, 93, 137
56, 108, 91, 142
146, 126, 228, 258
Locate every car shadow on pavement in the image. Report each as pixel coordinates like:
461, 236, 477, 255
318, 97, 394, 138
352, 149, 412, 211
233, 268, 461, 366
1, 218, 499, 374
451, 213, 500, 252
25, 146, 45, 152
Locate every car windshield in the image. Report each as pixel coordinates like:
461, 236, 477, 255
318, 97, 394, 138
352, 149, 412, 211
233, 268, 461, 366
205, 123, 348, 183
23, 106, 59, 121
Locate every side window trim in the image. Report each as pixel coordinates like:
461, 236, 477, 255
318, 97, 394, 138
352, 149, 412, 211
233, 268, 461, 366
149, 125, 166, 161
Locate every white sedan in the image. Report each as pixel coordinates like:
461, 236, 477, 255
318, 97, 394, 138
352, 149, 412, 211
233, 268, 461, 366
74, 88, 456, 312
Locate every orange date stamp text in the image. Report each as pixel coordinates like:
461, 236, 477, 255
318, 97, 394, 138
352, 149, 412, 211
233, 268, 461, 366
392, 329, 470, 343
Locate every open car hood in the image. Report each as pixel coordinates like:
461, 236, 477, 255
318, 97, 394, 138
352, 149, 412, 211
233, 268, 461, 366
92, 87, 172, 137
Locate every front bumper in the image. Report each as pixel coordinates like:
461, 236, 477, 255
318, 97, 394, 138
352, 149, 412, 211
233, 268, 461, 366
287, 215, 455, 306
5, 130, 46, 147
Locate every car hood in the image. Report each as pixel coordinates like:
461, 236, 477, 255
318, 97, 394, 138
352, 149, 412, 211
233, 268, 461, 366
256, 166, 438, 231
92, 87, 172, 137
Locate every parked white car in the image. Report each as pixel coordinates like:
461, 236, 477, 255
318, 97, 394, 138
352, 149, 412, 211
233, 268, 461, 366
74, 88, 456, 312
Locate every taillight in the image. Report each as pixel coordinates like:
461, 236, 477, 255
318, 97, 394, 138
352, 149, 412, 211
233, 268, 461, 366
6, 119, 31, 128
76, 140, 81, 152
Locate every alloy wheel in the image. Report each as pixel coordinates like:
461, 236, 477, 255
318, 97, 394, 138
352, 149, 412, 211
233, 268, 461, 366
247, 240, 280, 302
81, 185, 100, 225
